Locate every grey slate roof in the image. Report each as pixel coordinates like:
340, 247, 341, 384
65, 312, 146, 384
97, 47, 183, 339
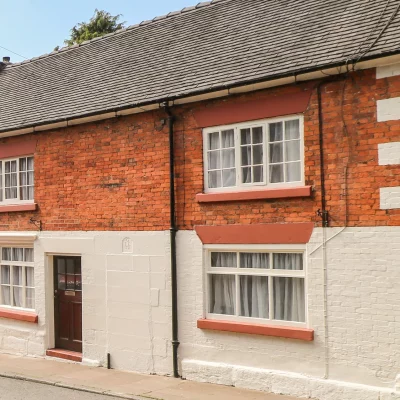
1, 0, 400, 133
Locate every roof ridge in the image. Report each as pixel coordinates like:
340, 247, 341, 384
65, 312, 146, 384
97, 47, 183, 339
3, 0, 229, 69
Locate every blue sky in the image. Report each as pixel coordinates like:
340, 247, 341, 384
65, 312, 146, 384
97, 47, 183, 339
1, 0, 196, 62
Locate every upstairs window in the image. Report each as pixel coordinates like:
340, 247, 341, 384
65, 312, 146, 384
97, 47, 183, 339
0, 156, 34, 203
203, 116, 303, 192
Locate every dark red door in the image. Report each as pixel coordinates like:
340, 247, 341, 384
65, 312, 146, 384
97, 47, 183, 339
54, 256, 82, 353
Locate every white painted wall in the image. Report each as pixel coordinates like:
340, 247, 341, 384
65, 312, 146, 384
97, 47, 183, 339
376, 63, 400, 79
177, 229, 400, 400
0, 230, 173, 376
377, 97, 400, 122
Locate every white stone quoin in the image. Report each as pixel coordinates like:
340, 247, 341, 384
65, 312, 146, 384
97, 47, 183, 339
376, 62, 400, 79
377, 97, 400, 122
380, 187, 400, 209
378, 142, 400, 165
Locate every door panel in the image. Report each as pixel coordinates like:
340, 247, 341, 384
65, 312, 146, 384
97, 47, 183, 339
54, 256, 82, 353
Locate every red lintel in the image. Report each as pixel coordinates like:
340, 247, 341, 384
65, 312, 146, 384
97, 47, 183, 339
193, 89, 312, 128
0, 204, 37, 213
0, 308, 38, 323
196, 186, 312, 203
195, 223, 314, 245
0, 139, 37, 159
197, 319, 314, 341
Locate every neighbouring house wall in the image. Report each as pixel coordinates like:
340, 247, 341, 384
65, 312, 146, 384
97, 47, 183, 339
177, 228, 400, 400
0, 231, 173, 376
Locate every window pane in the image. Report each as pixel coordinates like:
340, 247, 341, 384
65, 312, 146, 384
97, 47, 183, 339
11, 174, 17, 186
270, 164, 284, 183
285, 120, 300, 140
285, 141, 300, 162
13, 287, 23, 308
25, 267, 34, 287
2, 248, 11, 261
20, 187, 27, 201
1, 286, 10, 306
253, 166, 263, 183
208, 171, 222, 188
221, 129, 234, 148
58, 274, 66, 290
269, 143, 283, 163
20, 172, 27, 186
241, 146, 251, 166
211, 252, 237, 268
241, 128, 251, 145
24, 248, 34, 262
222, 169, 236, 187
273, 277, 305, 322
209, 274, 235, 315
57, 258, 66, 274
269, 122, 283, 142
27, 157, 34, 170
5, 175, 10, 187
75, 274, 82, 290
240, 276, 269, 318
208, 151, 220, 170
67, 259, 75, 274
12, 248, 23, 261
253, 145, 263, 165
208, 132, 220, 150
222, 149, 235, 168
273, 253, 303, 270
1, 265, 10, 284
19, 158, 27, 171
5, 162, 10, 174
10, 161, 17, 173
66, 274, 75, 290
27, 171, 34, 185
13, 266, 23, 286
25, 288, 35, 309
240, 253, 269, 269
28, 187, 34, 200
286, 162, 301, 182
242, 167, 251, 183
252, 127, 263, 144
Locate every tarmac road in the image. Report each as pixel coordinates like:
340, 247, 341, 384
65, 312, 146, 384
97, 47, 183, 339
0, 377, 124, 400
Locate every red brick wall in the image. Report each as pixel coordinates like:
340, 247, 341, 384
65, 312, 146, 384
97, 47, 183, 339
0, 67, 399, 231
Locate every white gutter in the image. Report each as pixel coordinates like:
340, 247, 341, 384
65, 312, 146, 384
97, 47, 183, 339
2, 53, 400, 139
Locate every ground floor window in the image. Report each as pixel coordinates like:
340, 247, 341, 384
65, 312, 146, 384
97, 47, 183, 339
0, 247, 34, 310
206, 249, 305, 324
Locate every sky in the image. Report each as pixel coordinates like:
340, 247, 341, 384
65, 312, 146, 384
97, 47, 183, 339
0, 0, 197, 62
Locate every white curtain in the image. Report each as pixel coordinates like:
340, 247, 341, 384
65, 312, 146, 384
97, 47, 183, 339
25, 266, 35, 309
12, 266, 23, 308
209, 274, 235, 315
273, 253, 305, 322
0, 265, 10, 306
240, 253, 269, 318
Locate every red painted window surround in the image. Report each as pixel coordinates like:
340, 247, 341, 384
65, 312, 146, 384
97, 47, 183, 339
0, 204, 37, 213
0, 139, 37, 159
193, 87, 313, 128
0, 308, 38, 323
196, 186, 312, 203
197, 319, 314, 341
195, 223, 314, 245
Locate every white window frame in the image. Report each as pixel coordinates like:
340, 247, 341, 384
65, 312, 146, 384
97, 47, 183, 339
203, 115, 305, 193
203, 244, 308, 328
0, 155, 35, 205
0, 247, 35, 311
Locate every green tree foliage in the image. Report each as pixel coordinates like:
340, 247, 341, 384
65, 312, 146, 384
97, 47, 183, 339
63, 9, 125, 47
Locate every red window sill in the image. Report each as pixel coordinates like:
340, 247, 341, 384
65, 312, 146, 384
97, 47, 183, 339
197, 319, 314, 341
0, 203, 37, 213
0, 308, 38, 323
196, 186, 312, 203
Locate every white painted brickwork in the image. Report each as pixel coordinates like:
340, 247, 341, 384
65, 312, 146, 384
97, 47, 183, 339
376, 63, 400, 79
377, 97, 400, 122
177, 229, 400, 400
378, 142, 400, 165
0, 231, 173, 375
380, 187, 400, 209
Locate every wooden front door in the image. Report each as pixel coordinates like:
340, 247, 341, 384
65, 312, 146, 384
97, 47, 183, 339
54, 256, 82, 353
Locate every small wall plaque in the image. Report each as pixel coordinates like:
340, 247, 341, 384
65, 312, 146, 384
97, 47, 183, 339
122, 237, 133, 253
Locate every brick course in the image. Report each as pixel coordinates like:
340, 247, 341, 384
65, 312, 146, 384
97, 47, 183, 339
0, 67, 399, 231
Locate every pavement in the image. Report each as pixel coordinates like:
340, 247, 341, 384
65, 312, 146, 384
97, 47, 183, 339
0, 353, 300, 400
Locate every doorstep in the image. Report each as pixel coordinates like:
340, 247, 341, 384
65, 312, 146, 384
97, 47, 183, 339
46, 348, 82, 362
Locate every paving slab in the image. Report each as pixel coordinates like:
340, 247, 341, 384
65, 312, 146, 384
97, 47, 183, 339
0, 353, 300, 400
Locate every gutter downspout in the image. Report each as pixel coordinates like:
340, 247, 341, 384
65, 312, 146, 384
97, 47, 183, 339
163, 103, 180, 378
